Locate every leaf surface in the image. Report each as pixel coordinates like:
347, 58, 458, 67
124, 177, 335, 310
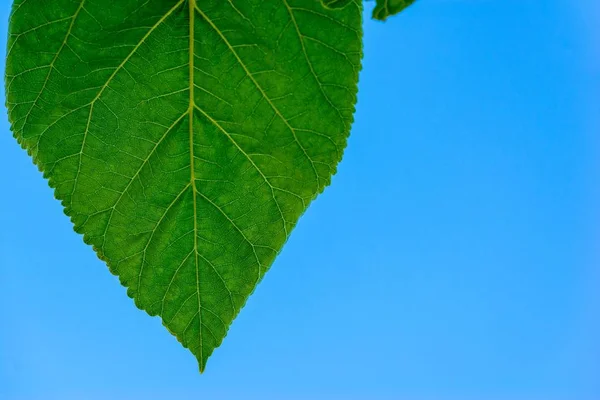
6, 0, 362, 371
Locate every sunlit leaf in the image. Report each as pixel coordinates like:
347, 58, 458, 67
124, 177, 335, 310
6, 0, 362, 371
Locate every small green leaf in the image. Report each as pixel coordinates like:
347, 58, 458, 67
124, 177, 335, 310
373, 0, 416, 21
6, 0, 362, 371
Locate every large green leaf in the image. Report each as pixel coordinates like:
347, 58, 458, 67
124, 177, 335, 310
6, 0, 362, 371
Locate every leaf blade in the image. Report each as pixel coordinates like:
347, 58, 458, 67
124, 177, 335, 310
6, 0, 362, 371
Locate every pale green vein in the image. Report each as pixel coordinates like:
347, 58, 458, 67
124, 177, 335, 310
282, 0, 349, 129
195, 3, 321, 188
20, 0, 86, 131
194, 104, 289, 237
188, 0, 204, 371
100, 111, 188, 252
71, 0, 186, 203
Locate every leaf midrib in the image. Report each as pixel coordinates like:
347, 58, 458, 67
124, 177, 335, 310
187, 0, 204, 370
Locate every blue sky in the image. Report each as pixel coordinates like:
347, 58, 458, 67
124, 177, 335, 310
1, 1, 598, 399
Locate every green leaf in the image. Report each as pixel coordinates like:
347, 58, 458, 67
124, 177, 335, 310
373, 0, 416, 21
5, 0, 362, 371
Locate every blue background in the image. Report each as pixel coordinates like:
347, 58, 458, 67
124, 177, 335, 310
1, 1, 598, 399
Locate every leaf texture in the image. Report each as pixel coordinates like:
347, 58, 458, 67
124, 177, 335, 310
321, 0, 354, 9
5, 0, 362, 371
